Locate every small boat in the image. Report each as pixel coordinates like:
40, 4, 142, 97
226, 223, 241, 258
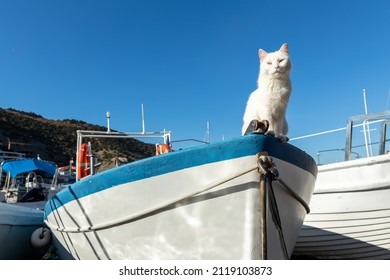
0, 157, 57, 259
292, 109, 390, 259
44, 122, 317, 260
1, 158, 58, 205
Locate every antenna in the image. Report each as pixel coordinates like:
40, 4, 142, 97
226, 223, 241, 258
363, 89, 369, 115
106, 111, 111, 133
141, 104, 146, 134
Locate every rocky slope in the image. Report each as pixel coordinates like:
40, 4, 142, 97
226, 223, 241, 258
0, 108, 155, 170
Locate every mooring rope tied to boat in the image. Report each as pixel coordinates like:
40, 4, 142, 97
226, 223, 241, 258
265, 175, 289, 259
257, 155, 312, 259
257, 155, 310, 214
258, 155, 302, 259
45, 163, 260, 233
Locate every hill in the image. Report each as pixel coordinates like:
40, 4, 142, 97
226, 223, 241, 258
0, 108, 156, 170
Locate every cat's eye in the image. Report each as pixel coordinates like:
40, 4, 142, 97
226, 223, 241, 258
279, 59, 284, 63
267, 61, 272, 65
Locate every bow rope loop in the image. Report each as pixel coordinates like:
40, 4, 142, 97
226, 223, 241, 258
257, 154, 312, 259
257, 155, 279, 181
257, 155, 289, 259
257, 155, 310, 214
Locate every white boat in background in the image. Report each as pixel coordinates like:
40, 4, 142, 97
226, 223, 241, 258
292, 110, 390, 259
44, 121, 317, 260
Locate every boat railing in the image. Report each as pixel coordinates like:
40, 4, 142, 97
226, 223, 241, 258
75, 107, 211, 181
0, 150, 26, 162
290, 110, 390, 165
76, 129, 172, 181
75, 108, 173, 181
25, 172, 45, 190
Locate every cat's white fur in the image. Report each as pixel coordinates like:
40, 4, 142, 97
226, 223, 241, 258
242, 43, 292, 139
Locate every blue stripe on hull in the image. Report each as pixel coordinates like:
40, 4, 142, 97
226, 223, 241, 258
45, 134, 316, 217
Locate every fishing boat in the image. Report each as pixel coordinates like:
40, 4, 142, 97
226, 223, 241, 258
43, 118, 317, 260
292, 109, 390, 259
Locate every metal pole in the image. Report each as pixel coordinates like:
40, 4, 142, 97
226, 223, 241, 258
379, 122, 387, 155
106, 111, 111, 133
362, 89, 373, 157
76, 131, 82, 181
141, 104, 145, 134
345, 120, 353, 161
259, 174, 267, 260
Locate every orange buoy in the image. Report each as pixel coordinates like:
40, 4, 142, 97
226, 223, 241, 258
155, 143, 171, 155
77, 143, 90, 180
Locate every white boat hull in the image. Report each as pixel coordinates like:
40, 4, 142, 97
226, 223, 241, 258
45, 135, 316, 260
293, 154, 390, 259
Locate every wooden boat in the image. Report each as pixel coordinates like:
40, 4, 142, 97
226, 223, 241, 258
44, 129, 317, 260
292, 110, 390, 259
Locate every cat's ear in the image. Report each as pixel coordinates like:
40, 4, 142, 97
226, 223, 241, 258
279, 43, 289, 54
258, 49, 268, 62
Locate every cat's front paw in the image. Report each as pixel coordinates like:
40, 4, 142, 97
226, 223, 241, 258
276, 135, 288, 143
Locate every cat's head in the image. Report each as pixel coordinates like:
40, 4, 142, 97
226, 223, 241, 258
259, 43, 291, 77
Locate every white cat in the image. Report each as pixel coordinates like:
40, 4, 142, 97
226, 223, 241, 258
242, 43, 292, 141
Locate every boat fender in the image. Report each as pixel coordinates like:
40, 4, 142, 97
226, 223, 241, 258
31, 227, 52, 249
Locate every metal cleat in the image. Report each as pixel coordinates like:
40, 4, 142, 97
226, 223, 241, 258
244, 119, 269, 135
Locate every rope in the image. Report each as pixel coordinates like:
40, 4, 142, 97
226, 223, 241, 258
257, 155, 311, 259
276, 178, 311, 214
45, 163, 259, 233
266, 175, 289, 259
258, 155, 310, 214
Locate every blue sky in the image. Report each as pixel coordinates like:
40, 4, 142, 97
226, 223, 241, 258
1, 0, 390, 162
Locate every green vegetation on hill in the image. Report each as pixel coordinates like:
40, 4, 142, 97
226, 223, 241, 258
0, 108, 155, 169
